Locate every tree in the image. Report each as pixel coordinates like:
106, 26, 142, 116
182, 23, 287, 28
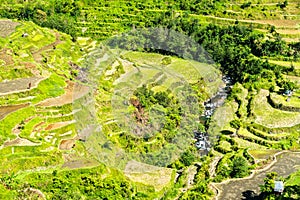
230, 156, 249, 178
260, 172, 278, 194
180, 150, 195, 166
278, 0, 288, 9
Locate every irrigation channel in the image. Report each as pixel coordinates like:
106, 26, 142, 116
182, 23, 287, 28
213, 151, 300, 200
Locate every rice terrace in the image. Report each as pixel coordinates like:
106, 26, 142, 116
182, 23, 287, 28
0, 0, 300, 199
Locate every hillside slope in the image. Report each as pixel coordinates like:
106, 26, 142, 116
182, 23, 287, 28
0, 19, 225, 199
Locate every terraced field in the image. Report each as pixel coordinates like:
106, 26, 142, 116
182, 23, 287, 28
214, 152, 300, 200
0, 1, 299, 199
71, 0, 300, 43
0, 20, 89, 176
0, 19, 227, 198
208, 53, 300, 199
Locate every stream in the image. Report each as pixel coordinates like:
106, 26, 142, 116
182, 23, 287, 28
203, 76, 231, 118
195, 76, 231, 152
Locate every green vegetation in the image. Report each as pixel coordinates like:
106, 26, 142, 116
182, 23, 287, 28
0, 0, 299, 199
260, 170, 300, 199
214, 150, 252, 182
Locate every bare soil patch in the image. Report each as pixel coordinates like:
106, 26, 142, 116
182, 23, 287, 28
24, 188, 46, 200
0, 20, 19, 38
0, 77, 45, 96
282, 37, 300, 43
62, 160, 98, 169
38, 81, 90, 107
0, 48, 14, 65
248, 149, 280, 160
59, 139, 75, 150
22, 62, 40, 76
257, 20, 300, 28
0, 103, 29, 120
32, 121, 45, 133
205, 16, 300, 28
62, 156, 99, 169
73, 83, 91, 100
45, 120, 75, 131
276, 29, 300, 35
3, 137, 40, 147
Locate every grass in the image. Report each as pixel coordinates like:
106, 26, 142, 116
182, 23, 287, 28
0, 185, 16, 199
238, 127, 276, 145
248, 126, 290, 140
218, 140, 232, 151
270, 92, 300, 108
269, 60, 300, 69
124, 161, 174, 192
0, 149, 63, 174
283, 75, 300, 85
0, 9, 299, 198
208, 100, 239, 138
0, 68, 33, 82
19, 116, 43, 140
248, 149, 279, 160
0, 106, 36, 145
122, 51, 223, 95
253, 89, 300, 128
0, 20, 91, 186
233, 137, 268, 150
8, 21, 56, 53
31, 74, 66, 103
233, 83, 249, 119
286, 169, 300, 186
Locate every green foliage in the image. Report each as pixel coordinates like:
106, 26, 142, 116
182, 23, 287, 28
0, 106, 35, 144
162, 57, 172, 65
0, 1, 299, 199
0, 68, 33, 82
230, 155, 250, 178
240, 2, 251, 9
260, 172, 278, 194
179, 150, 195, 166
230, 119, 242, 129
133, 84, 181, 134
215, 151, 251, 181
277, 1, 288, 9
1, 166, 148, 199
31, 74, 66, 103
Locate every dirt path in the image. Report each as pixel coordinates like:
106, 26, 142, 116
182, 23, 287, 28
183, 165, 198, 191
212, 151, 300, 200
209, 156, 223, 178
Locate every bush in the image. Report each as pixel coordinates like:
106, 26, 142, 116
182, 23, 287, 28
230, 155, 250, 178
161, 56, 172, 65
180, 150, 195, 166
